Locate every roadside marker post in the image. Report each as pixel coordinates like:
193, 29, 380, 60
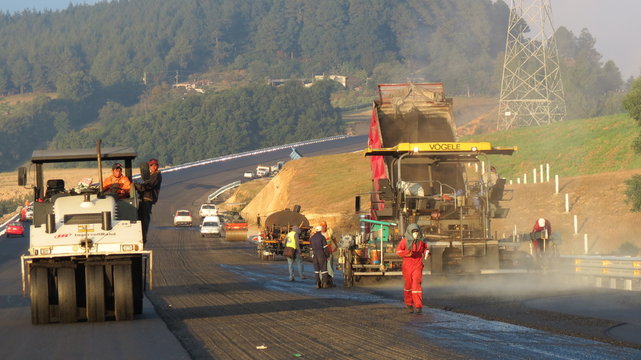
555, 175, 559, 194
565, 193, 569, 213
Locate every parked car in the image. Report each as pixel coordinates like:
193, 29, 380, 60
199, 203, 218, 218
243, 171, 253, 179
173, 210, 193, 227
200, 216, 222, 238
6, 222, 24, 237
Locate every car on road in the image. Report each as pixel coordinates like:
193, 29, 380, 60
243, 171, 253, 179
5, 222, 24, 237
20, 205, 33, 222
199, 203, 218, 218
173, 210, 193, 227
200, 216, 222, 238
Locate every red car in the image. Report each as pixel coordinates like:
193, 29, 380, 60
6, 222, 25, 237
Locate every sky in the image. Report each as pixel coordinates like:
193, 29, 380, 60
0, 0, 640, 79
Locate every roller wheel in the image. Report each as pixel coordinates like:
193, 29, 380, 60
30, 266, 50, 325
86, 265, 105, 322
114, 263, 134, 321
132, 257, 144, 315
57, 267, 77, 323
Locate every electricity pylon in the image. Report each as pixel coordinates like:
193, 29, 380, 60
497, 0, 566, 130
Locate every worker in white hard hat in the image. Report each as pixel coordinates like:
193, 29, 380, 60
310, 224, 333, 288
530, 218, 552, 262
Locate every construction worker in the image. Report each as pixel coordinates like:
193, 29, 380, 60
103, 162, 131, 198
135, 158, 162, 244
396, 223, 429, 314
319, 221, 337, 280
310, 225, 333, 288
284, 226, 305, 281
531, 218, 552, 256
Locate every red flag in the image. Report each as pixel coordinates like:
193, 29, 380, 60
368, 107, 387, 215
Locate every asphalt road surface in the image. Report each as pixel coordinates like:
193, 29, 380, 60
3, 135, 641, 359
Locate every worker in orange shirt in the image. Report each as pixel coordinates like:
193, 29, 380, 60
103, 163, 131, 199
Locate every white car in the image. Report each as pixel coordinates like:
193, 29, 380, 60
173, 210, 193, 227
199, 203, 218, 218
243, 171, 253, 179
200, 216, 222, 237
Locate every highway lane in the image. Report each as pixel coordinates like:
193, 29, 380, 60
0, 226, 190, 359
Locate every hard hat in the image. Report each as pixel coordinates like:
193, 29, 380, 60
315, 225, 323, 231
538, 218, 545, 227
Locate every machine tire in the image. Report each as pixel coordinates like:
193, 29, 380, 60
57, 267, 77, 323
86, 265, 105, 322
30, 266, 50, 325
132, 257, 144, 315
114, 263, 134, 321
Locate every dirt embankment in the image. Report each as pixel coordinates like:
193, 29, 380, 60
233, 156, 641, 255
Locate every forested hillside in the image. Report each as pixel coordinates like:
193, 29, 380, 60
0, 0, 630, 171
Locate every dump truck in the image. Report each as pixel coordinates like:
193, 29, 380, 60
338, 83, 519, 287
257, 207, 311, 260
18, 143, 152, 323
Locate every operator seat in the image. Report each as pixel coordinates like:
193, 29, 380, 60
45, 179, 65, 200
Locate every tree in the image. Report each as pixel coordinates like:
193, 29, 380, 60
56, 71, 96, 101
624, 77, 641, 211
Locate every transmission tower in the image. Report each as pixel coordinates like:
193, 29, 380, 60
497, 0, 566, 130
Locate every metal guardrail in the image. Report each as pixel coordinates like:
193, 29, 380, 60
208, 180, 241, 203
560, 255, 641, 291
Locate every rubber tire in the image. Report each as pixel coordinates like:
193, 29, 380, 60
132, 257, 144, 315
30, 266, 50, 325
57, 267, 77, 323
86, 265, 105, 322
114, 263, 134, 321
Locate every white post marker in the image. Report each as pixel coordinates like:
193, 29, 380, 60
584, 233, 588, 254
517, 177, 521, 184
513, 224, 517, 242
565, 193, 570, 213
481, 161, 486, 174
574, 214, 578, 235
555, 175, 559, 194
546, 164, 550, 182
533, 168, 537, 184
539, 164, 543, 183
524, 174, 527, 184
509, 180, 513, 185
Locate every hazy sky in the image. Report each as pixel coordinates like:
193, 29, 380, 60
1, 0, 640, 79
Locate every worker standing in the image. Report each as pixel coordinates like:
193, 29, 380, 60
284, 226, 305, 281
319, 221, 337, 280
396, 223, 429, 314
135, 158, 162, 244
310, 225, 333, 288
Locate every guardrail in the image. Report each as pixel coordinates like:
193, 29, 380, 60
560, 255, 641, 291
208, 180, 241, 203
158, 135, 351, 175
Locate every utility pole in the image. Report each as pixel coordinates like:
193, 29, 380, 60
497, 0, 566, 130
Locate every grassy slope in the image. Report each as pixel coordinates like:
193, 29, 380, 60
464, 113, 640, 180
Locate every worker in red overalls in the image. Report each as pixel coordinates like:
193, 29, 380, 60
531, 218, 552, 257
396, 223, 430, 314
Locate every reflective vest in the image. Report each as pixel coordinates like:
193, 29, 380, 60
285, 231, 298, 249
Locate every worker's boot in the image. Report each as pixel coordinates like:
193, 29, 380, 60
315, 273, 322, 288
326, 275, 336, 288
321, 273, 330, 288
